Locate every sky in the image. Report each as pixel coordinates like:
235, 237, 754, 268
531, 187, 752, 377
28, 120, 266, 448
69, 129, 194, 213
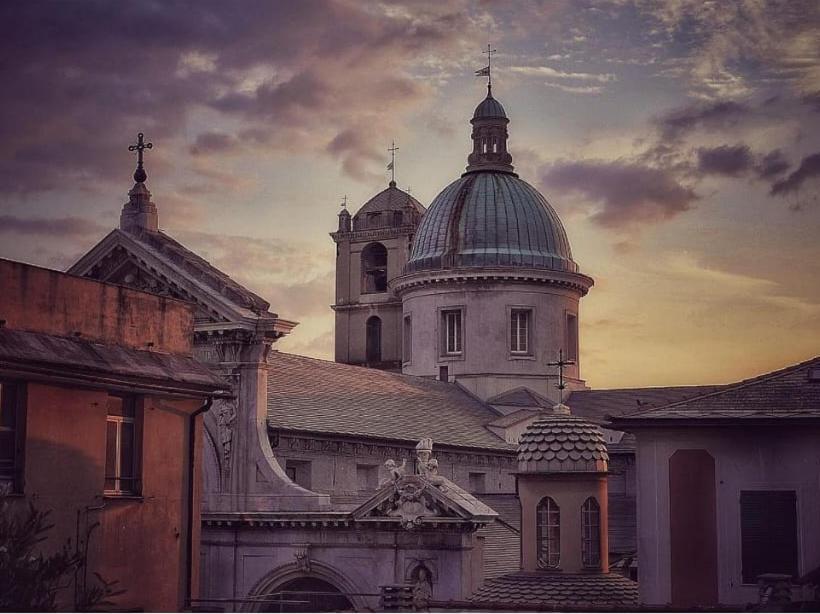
1, 0, 819, 389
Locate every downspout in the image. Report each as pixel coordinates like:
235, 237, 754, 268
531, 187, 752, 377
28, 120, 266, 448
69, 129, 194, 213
185, 396, 213, 610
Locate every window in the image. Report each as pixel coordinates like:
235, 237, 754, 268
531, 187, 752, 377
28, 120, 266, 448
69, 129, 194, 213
105, 395, 139, 495
393, 211, 403, 226
740, 490, 798, 583
402, 315, 412, 364
439, 366, 449, 383
566, 313, 579, 362
366, 316, 382, 363
367, 212, 382, 228
537, 497, 561, 569
362, 243, 388, 293
441, 309, 463, 355
469, 472, 486, 493
285, 460, 312, 489
0, 381, 25, 493
510, 309, 531, 354
357, 464, 378, 491
582, 497, 601, 568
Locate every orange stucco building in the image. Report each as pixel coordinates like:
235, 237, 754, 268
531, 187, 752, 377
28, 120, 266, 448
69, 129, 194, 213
0, 258, 228, 611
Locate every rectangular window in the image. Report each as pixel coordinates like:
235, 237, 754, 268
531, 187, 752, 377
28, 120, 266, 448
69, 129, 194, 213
740, 490, 798, 583
441, 309, 463, 355
469, 472, 486, 493
510, 309, 531, 354
566, 313, 578, 362
285, 460, 312, 489
104, 395, 140, 495
0, 381, 25, 493
402, 315, 412, 364
356, 464, 378, 491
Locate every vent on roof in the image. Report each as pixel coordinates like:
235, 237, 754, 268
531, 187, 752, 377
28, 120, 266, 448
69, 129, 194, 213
809, 368, 820, 382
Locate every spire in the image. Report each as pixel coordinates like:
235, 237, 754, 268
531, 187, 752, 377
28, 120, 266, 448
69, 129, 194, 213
120, 132, 158, 233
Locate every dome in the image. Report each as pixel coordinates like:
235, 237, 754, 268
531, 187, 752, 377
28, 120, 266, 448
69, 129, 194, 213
517, 413, 609, 474
352, 182, 425, 231
405, 172, 578, 274
473, 94, 507, 120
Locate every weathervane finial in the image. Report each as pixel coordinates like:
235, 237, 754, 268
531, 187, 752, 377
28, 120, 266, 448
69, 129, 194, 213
387, 141, 399, 186
547, 349, 576, 405
476, 44, 497, 96
128, 132, 153, 183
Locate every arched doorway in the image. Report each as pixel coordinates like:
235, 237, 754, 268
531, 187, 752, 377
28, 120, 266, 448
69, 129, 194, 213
263, 577, 353, 613
366, 316, 381, 363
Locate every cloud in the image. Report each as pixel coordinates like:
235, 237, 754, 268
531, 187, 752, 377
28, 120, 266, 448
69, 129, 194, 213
755, 149, 790, 180
540, 159, 699, 229
696, 144, 753, 177
770, 152, 820, 196
544, 83, 604, 95
509, 65, 615, 83
656, 100, 750, 140
189, 132, 239, 156
0, 215, 106, 238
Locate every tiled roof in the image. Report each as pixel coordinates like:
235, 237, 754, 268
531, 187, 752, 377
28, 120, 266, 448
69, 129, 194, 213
518, 414, 608, 473
266, 352, 514, 451
613, 356, 820, 423
471, 572, 638, 609
352, 183, 425, 219
477, 520, 520, 579
0, 328, 227, 395
487, 386, 553, 409
486, 408, 539, 429
127, 228, 273, 315
566, 385, 724, 423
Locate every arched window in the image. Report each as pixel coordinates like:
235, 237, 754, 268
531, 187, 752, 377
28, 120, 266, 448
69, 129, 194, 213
582, 497, 601, 568
537, 496, 560, 569
366, 316, 382, 363
361, 243, 388, 293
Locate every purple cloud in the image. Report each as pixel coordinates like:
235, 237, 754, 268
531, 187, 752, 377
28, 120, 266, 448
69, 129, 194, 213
0, 215, 106, 238
697, 145, 754, 177
770, 152, 820, 196
657, 101, 750, 140
541, 160, 699, 228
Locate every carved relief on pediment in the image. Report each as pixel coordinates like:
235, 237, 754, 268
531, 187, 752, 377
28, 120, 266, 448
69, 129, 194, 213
369, 476, 451, 530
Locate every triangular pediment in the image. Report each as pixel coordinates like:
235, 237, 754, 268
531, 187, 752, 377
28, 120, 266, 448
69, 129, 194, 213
352, 474, 497, 529
69, 229, 293, 336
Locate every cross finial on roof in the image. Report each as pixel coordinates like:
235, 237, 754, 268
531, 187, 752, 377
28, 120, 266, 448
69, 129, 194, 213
128, 132, 153, 183
340, 194, 348, 209
387, 141, 399, 186
547, 349, 576, 404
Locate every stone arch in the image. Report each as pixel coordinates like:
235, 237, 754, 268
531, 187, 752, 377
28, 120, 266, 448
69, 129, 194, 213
243, 561, 366, 612
361, 242, 388, 293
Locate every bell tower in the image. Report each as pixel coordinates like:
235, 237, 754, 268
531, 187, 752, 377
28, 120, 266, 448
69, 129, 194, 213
330, 166, 425, 370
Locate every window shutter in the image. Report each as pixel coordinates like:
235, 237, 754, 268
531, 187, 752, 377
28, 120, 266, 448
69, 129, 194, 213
740, 490, 798, 583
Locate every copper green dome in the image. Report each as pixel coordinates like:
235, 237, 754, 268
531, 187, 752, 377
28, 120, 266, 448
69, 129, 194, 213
405, 172, 578, 273
405, 89, 580, 275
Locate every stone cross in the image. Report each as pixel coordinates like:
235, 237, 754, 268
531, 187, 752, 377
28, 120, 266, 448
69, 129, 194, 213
547, 349, 575, 404
128, 132, 153, 183
388, 141, 399, 184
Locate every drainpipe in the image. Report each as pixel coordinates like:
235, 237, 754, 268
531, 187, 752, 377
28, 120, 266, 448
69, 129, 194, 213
185, 396, 213, 611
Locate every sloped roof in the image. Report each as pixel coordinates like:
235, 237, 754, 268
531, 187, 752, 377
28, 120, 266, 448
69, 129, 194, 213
0, 328, 228, 396
266, 352, 514, 451
471, 572, 638, 609
353, 182, 425, 220
613, 356, 820, 424
487, 386, 553, 409
567, 384, 724, 423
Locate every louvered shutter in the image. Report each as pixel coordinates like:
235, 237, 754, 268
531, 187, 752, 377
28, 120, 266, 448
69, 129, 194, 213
740, 490, 798, 583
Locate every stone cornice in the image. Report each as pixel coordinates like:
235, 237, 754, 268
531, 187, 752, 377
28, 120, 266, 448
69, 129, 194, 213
331, 300, 402, 311
330, 225, 417, 244
391, 267, 594, 297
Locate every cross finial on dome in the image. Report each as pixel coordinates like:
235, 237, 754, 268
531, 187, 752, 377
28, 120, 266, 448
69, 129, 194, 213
128, 132, 153, 183
547, 349, 576, 404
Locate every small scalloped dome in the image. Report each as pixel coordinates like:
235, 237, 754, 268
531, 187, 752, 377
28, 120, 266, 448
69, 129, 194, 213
473, 94, 507, 120
405, 173, 578, 274
517, 414, 609, 473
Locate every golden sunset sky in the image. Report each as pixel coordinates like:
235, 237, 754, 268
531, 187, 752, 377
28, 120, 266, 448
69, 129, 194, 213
1, 1, 818, 388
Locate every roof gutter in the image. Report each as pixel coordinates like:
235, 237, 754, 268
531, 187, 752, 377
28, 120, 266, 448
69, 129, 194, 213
185, 396, 213, 610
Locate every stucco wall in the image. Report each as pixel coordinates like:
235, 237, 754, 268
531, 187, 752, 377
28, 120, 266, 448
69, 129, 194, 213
0, 257, 194, 354
635, 426, 820, 607
9, 381, 202, 611
401, 280, 583, 400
